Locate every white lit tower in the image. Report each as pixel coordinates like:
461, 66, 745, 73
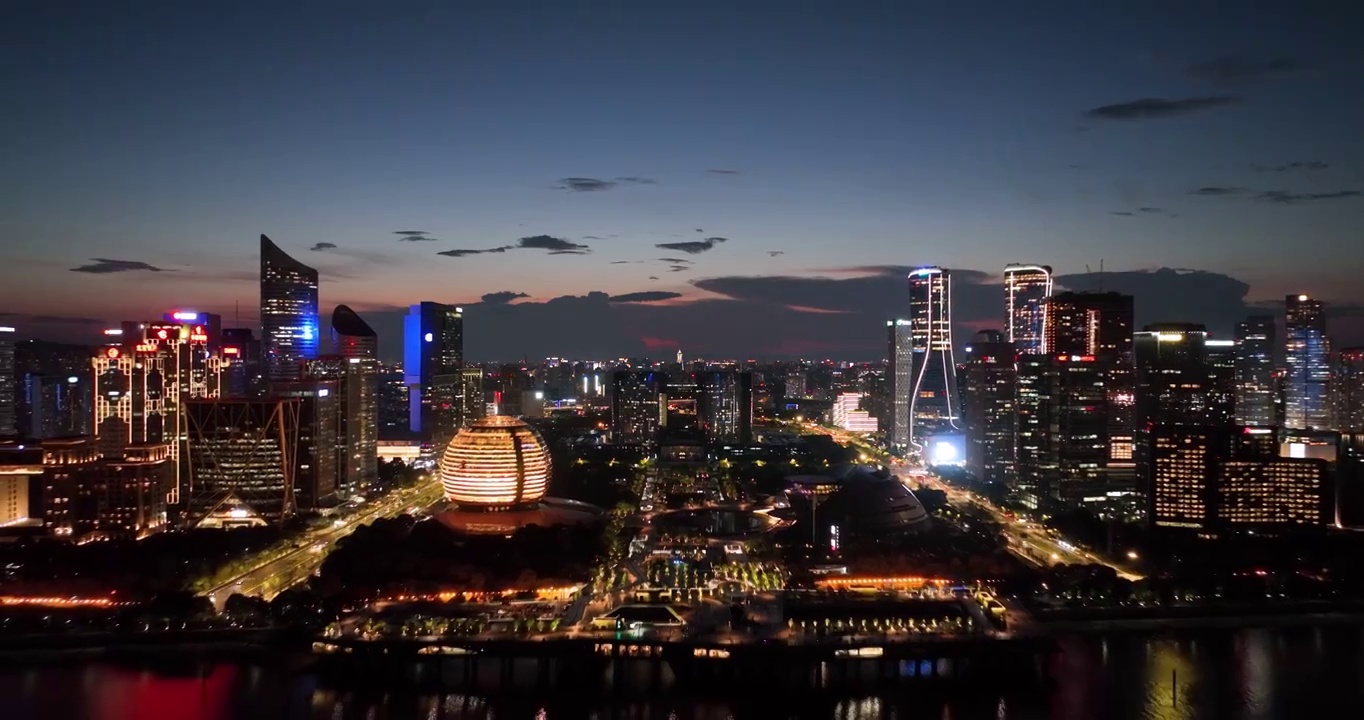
1004, 264, 1053, 355
907, 267, 961, 449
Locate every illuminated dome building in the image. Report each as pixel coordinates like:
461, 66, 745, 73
435, 416, 600, 534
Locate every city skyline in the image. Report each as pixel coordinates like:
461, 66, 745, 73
4, 3, 1364, 359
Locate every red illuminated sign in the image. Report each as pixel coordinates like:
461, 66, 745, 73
189, 325, 208, 343
105, 347, 120, 359
156, 329, 168, 340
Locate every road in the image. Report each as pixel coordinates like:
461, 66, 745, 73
205, 478, 446, 609
900, 462, 1144, 581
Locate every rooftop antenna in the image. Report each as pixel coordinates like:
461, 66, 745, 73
1098, 258, 1105, 292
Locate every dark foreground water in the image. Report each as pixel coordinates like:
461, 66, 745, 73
5, 624, 1364, 719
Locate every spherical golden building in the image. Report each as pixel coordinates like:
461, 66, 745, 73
439, 416, 551, 508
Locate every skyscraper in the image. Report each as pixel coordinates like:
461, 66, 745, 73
694, 371, 753, 444
610, 371, 664, 444
461, 367, 485, 427
1234, 316, 1276, 427
0, 326, 16, 436
1003, 264, 1053, 355
961, 330, 1016, 487
885, 319, 912, 448
330, 305, 378, 494
907, 267, 960, 449
1045, 291, 1136, 468
1334, 348, 1364, 432
1134, 324, 1211, 428
260, 234, 320, 383
403, 302, 464, 448
1285, 294, 1330, 430
1205, 339, 1237, 426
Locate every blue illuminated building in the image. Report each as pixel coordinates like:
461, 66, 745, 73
403, 302, 464, 447
1285, 294, 1330, 430
259, 234, 319, 382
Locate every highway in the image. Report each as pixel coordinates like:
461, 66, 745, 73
206, 477, 445, 609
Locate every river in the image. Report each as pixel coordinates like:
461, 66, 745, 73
4, 623, 1364, 719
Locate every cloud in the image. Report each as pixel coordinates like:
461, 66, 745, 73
438, 235, 591, 258
768, 251, 785, 257
582, 235, 605, 240
706, 169, 740, 175
1255, 189, 1361, 204
310, 242, 338, 251
695, 228, 704, 233
394, 230, 438, 242
669, 265, 691, 273
1255, 161, 1329, 173
615, 176, 657, 185
1187, 56, 1297, 84
609, 291, 683, 303
481, 291, 529, 304
610, 260, 632, 265
556, 177, 616, 192
1110, 211, 1135, 216
648, 276, 660, 281
1191, 186, 1250, 196
1085, 96, 1240, 120
655, 237, 729, 254
518, 235, 590, 253
69, 258, 169, 274
438, 246, 513, 257
1138, 207, 1162, 213
393, 230, 430, 236
657, 257, 693, 264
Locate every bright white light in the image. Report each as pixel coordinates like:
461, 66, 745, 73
172, 312, 199, 321
228, 509, 249, 519
67, 376, 79, 383
318, 388, 330, 397
424, 332, 433, 342
930, 441, 958, 464
0, 327, 14, 333
102, 329, 123, 336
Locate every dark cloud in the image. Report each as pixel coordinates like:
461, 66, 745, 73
648, 276, 660, 281
310, 242, 338, 251
1191, 186, 1250, 196
1187, 56, 1297, 84
655, 237, 729, 254
481, 291, 529, 304
69, 258, 169, 274
1255, 189, 1360, 204
706, 169, 740, 175
1085, 96, 1240, 121
582, 236, 605, 240
657, 257, 693, 264
1110, 211, 1135, 216
394, 231, 438, 242
695, 228, 704, 233
1255, 161, 1329, 173
517, 235, 590, 253
547, 250, 590, 255
768, 251, 785, 257
610, 260, 632, 265
608, 291, 682, 303
669, 265, 691, 273
556, 177, 616, 192
615, 176, 657, 185
394, 231, 430, 236
437, 246, 513, 258
1138, 207, 1162, 213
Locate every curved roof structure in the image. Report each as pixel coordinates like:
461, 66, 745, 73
331, 304, 377, 338
260, 234, 320, 380
438, 416, 551, 507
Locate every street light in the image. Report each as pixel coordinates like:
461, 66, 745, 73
1126, 550, 1139, 561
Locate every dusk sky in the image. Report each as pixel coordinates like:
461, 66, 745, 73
4, 2, 1364, 360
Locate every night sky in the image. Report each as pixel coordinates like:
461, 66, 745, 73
4, 2, 1364, 360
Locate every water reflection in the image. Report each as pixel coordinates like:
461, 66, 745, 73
5, 625, 1364, 719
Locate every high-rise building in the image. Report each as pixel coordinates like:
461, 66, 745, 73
1217, 457, 1329, 530
1045, 291, 1136, 471
273, 379, 339, 510
1285, 294, 1330, 430
961, 331, 1016, 487
831, 392, 879, 433
330, 305, 378, 494
1234, 316, 1276, 427
0, 325, 15, 436
1134, 324, 1211, 427
885, 319, 913, 448
221, 328, 264, 399
1147, 425, 1231, 532
610, 371, 665, 444
907, 267, 960, 449
1206, 339, 1237, 426
260, 234, 320, 383
376, 363, 409, 440
15, 340, 95, 439
184, 398, 301, 522
403, 302, 464, 448
694, 371, 753, 444
1003, 264, 1052, 355
1334, 348, 1364, 432
461, 367, 485, 428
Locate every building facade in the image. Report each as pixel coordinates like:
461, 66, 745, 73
610, 371, 665, 444
906, 267, 960, 449
260, 234, 320, 383
694, 371, 754, 444
961, 331, 1016, 487
885, 319, 912, 448
1285, 294, 1330, 430
1003, 264, 1052, 355
1234, 315, 1276, 427
1335, 348, 1364, 432
184, 398, 301, 522
329, 305, 379, 494
403, 302, 464, 448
